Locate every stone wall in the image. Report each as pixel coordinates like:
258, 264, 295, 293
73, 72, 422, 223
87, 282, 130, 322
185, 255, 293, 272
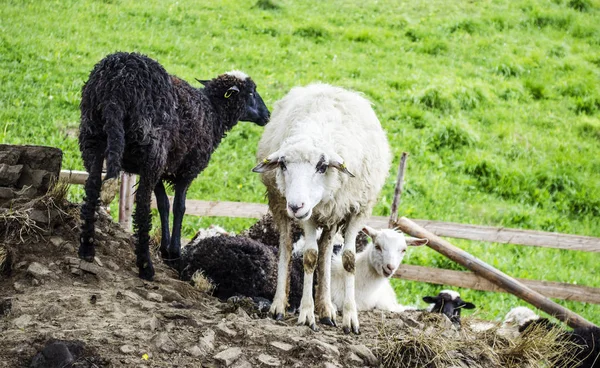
0, 144, 63, 206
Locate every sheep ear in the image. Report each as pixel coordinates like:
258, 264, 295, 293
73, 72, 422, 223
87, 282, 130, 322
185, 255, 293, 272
195, 78, 210, 86
423, 296, 438, 304
362, 225, 380, 239
252, 153, 281, 173
224, 85, 240, 98
460, 301, 476, 309
407, 237, 428, 247
329, 153, 355, 177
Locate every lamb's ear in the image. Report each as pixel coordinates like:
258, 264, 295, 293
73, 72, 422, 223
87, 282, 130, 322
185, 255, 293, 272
195, 78, 210, 86
423, 296, 438, 304
407, 237, 428, 247
330, 153, 355, 177
252, 152, 281, 173
362, 225, 380, 239
224, 85, 240, 98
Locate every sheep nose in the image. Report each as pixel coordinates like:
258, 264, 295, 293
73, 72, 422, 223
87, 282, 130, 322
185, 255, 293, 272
288, 203, 304, 213
386, 264, 395, 273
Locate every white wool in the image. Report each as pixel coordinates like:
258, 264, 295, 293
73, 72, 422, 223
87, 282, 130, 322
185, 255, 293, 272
503, 306, 539, 327
184, 225, 230, 250
440, 290, 461, 301
225, 70, 249, 80
257, 83, 391, 227
497, 306, 540, 339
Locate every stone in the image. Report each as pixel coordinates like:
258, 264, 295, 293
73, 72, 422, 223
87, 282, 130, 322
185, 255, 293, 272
349, 345, 378, 366
146, 292, 163, 303
347, 352, 363, 364
13, 281, 25, 292
106, 260, 120, 271
214, 347, 242, 366
257, 353, 281, 366
269, 341, 294, 352
0, 149, 21, 165
140, 315, 160, 331
49, 236, 65, 247
216, 321, 237, 337
27, 262, 52, 279
0, 187, 15, 200
153, 332, 176, 353
232, 359, 253, 368
120, 345, 136, 354
187, 345, 203, 357
311, 339, 340, 357
0, 164, 23, 186
199, 328, 216, 352
13, 314, 32, 329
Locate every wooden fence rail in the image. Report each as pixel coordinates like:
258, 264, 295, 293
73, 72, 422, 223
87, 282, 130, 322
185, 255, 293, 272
60, 170, 600, 307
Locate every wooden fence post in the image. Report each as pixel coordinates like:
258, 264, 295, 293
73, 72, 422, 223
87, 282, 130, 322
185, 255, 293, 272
395, 216, 597, 329
118, 173, 136, 231
389, 152, 409, 229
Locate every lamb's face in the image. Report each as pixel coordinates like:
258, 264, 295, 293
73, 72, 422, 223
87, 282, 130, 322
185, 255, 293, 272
368, 229, 408, 278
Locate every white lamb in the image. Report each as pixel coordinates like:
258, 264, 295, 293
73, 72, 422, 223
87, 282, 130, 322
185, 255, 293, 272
253, 83, 392, 334
330, 226, 427, 313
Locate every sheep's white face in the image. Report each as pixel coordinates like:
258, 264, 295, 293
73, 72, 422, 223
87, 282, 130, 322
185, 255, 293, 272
278, 157, 331, 220
252, 141, 355, 221
368, 229, 408, 278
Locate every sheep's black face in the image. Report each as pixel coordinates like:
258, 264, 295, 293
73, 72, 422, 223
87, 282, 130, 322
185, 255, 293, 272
241, 84, 270, 126
200, 72, 270, 126
423, 293, 476, 325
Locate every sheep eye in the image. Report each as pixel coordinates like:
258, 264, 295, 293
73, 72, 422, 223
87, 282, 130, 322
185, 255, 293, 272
279, 161, 287, 171
375, 245, 382, 251
249, 93, 254, 97
316, 163, 328, 174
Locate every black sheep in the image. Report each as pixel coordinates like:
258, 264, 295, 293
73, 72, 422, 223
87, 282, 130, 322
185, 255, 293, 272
520, 318, 600, 368
422, 290, 476, 327
78, 52, 270, 280
181, 236, 278, 302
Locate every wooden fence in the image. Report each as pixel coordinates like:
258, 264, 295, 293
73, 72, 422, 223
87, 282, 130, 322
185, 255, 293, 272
60, 170, 600, 306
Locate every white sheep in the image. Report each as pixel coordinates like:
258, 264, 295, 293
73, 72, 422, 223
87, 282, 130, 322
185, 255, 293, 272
252, 83, 391, 334
329, 226, 427, 313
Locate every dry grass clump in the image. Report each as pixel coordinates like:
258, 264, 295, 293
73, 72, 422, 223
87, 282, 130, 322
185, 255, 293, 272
190, 269, 216, 295
376, 314, 581, 368
0, 179, 75, 244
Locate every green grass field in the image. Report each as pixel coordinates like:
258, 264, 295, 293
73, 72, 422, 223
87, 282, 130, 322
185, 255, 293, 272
2, 0, 599, 324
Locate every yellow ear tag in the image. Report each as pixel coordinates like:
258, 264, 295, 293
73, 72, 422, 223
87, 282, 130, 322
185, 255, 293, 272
340, 163, 346, 169
263, 158, 270, 163
224, 90, 233, 98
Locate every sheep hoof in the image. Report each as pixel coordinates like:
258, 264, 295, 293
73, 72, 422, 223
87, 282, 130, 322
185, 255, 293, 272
319, 317, 336, 327
352, 326, 360, 335
138, 264, 155, 281
309, 323, 319, 332
273, 313, 284, 321
343, 326, 351, 335
78, 246, 95, 262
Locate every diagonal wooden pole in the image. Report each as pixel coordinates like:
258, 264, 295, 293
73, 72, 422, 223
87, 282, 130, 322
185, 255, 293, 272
389, 152, 409, 229
395, 216, 597, 329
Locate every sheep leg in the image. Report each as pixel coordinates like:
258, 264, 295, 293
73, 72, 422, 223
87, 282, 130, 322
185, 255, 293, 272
154, 181, 171, 260
269, 220, 292, 321
78, 150, 104, 262
133, 173, 157, 281
341, 217, 364, 335
316, 226, 337, 327
297, 220, 319, 331
166, 180, 191, 269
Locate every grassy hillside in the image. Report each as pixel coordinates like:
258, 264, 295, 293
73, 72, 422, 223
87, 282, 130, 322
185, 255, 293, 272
1, 0, 599, 324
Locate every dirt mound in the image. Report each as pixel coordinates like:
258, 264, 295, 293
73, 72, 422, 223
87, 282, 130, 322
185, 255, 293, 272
0, 190, 579, 367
